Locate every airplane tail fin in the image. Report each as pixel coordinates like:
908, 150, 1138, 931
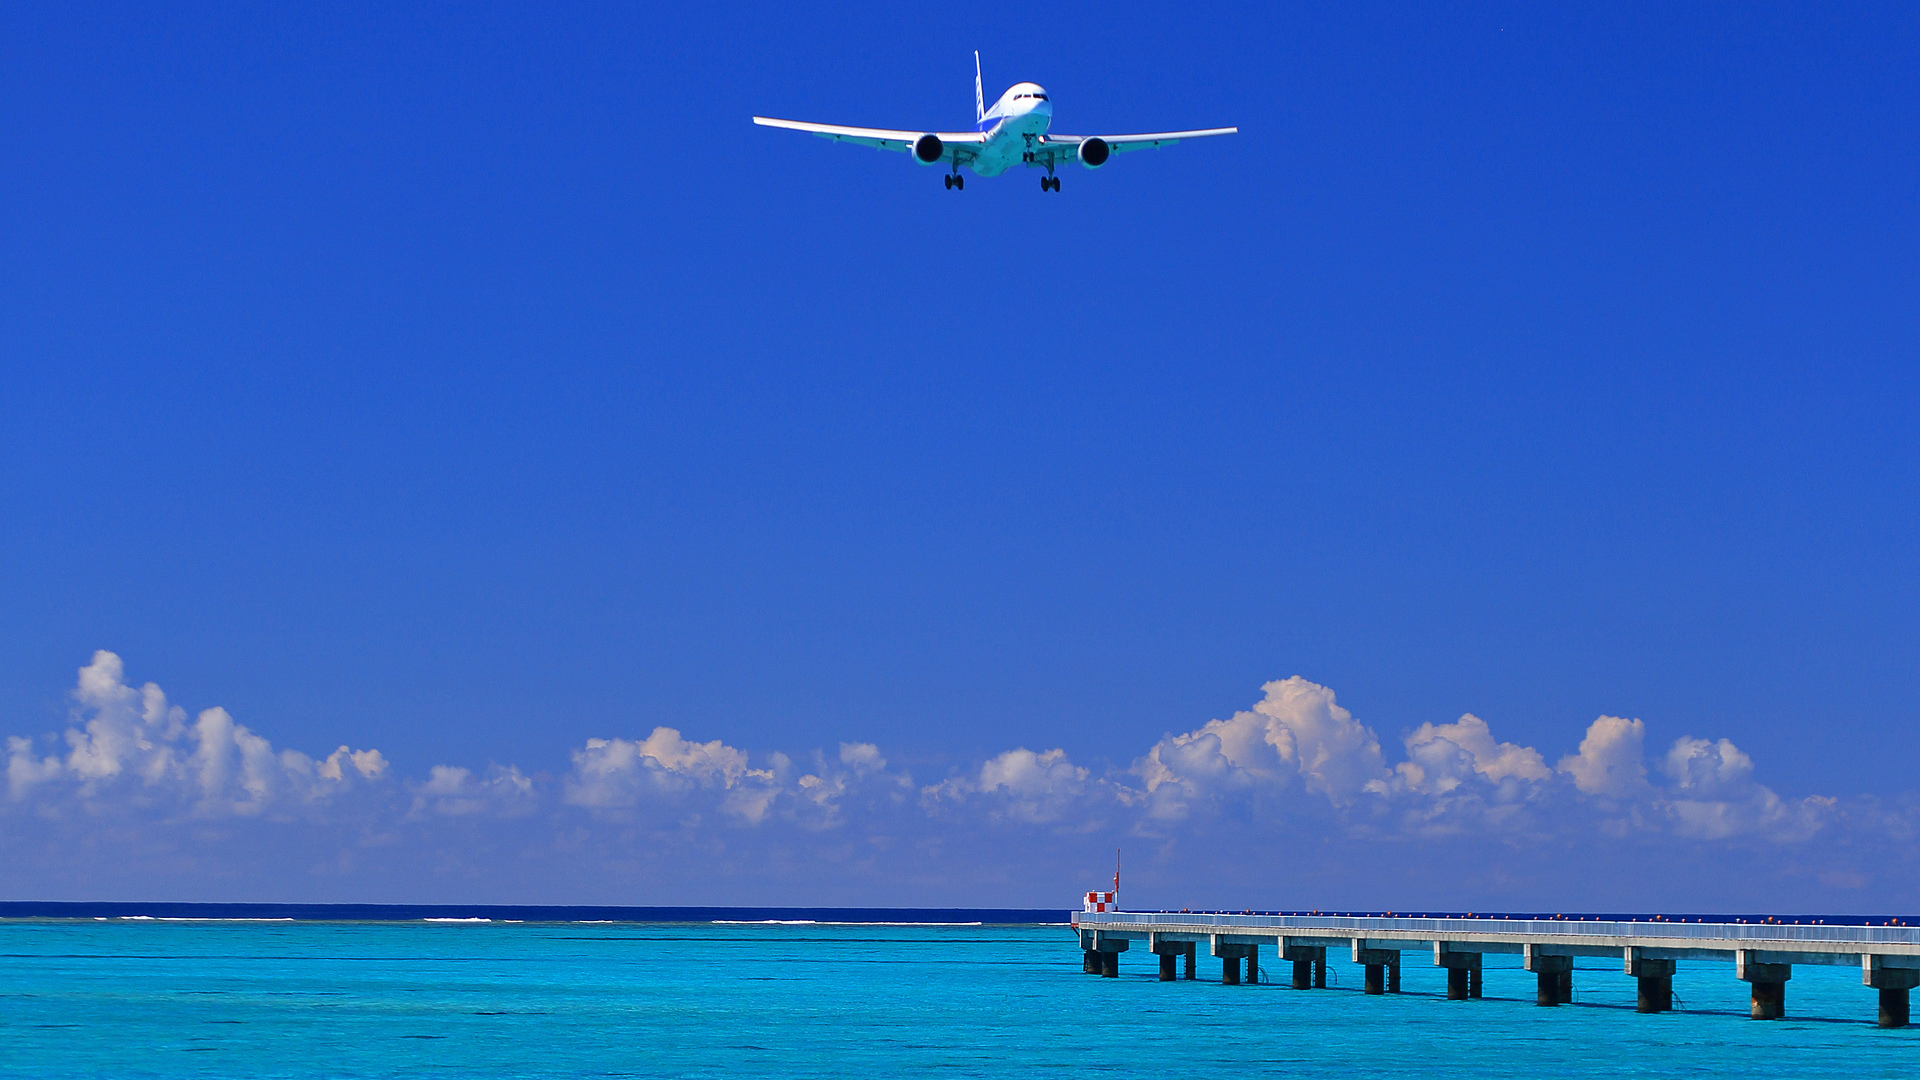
974, 50, 985, 123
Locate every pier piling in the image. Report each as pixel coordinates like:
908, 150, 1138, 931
1435, 944, 1483, 1002
1353, 941, 1400, 995
1736, 951, 1789, 1019
1636, 974, 1673, 1012
1524, 947, 1573, 1006
1211, 937, 1257, 986
1864, 956, 1918, 1028
1880, 988, 1910, 1029
1625, 949, 1675, 1013
1150, 935, 1192, 983
1282, 943, 1325, 990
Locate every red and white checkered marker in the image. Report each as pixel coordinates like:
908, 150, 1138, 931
1084, 890, 1116, 912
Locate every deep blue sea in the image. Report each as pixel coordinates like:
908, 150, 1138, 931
2, 906, 1913, 1078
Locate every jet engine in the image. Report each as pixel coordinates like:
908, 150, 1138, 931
912, 134, 944, 164
1078, 137, 1110, 168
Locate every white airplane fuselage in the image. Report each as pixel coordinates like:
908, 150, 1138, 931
968, 82, 1053, 176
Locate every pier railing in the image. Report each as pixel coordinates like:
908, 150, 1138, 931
1074, 910, 1920, 951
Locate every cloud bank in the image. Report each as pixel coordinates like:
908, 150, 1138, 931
3, 653, 1910, 908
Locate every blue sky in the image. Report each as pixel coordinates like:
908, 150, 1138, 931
3, 2, 1917, 908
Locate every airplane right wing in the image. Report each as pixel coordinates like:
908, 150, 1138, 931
752, 117, 987, 164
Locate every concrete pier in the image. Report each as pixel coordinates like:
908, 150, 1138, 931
1212, 937, 1255, 985
1524, 945, 1573, 1006
1354, 941, 1400, 995
1636, 975, 1672, 1012
1626, 948, 1674, 1013
1736, 950, 1789, 1019
1151, 935, 1193, 983
1084, 931, 1128, 979
1880, 988, 1910, 1029
1283, 943, 1325, 989
1865, 955, 1919, 1028
1076, 910, 1920, 1029
1435, 943, 1482, 1001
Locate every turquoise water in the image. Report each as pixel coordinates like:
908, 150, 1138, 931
2, 919, 1912, 1078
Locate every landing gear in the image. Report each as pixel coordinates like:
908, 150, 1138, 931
944, 172, 964, 190
1040, 175, 1060, 192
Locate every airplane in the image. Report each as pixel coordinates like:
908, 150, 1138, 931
752, 52, 1235, 191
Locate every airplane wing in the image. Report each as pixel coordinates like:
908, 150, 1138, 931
752, 117, 987, 163
1033, 127, 1238, 165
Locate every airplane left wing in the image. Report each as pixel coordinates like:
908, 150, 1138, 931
752, 117, 987, 162
1033, 127, 1238, 165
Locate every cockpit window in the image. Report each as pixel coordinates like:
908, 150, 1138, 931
1034, 94, 1047, 100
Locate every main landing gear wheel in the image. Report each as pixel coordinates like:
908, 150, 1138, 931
1041, 176, 1060, 191
944, 175, 952, 189
954, 174, 963, 190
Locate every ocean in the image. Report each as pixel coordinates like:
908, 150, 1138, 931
1, 906, 1912, 1078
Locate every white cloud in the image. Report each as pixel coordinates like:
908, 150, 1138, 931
1133, 676, 1391, 820
1663, 736, 1753, 793
563, 726, 780, 822
923, 747, 1115, 826
410, 764, 535, 817
1557, 715, 1649, 797
5, 651, 386, 817
1399, 714, 1551, 793
0, 651, 1884, 890
1657, 735, 1830, 841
